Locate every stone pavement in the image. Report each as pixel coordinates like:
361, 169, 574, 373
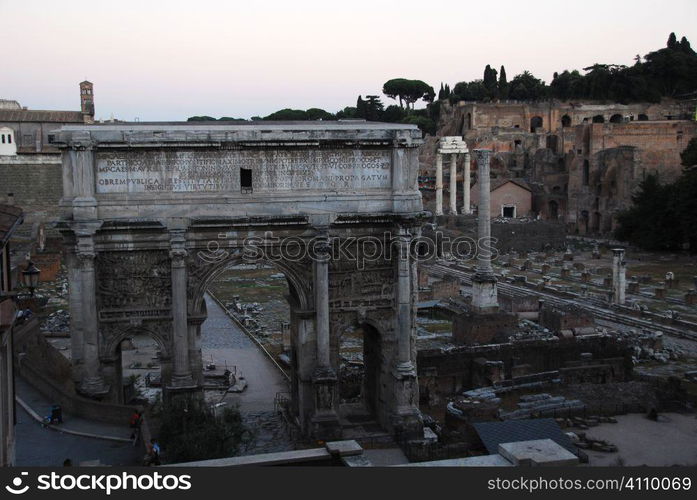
201, 293, 296, 455
14, 379, 141, 466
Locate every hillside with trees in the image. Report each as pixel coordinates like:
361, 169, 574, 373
186, 33, 696, 134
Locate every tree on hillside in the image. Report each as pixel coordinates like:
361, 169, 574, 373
614, 174, 681, 250
451, 80, 487, 102
499, 66, 509, 100
508, 71, 548, 101
356, 95, 384, 121
668, 32, 678, 50
483, 65, 498, 100
382, 79, 435, 109
187, 116, 216, 121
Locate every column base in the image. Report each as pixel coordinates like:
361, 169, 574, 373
311, 367, 341, 441
78, 377, 110, 398
472, 273, 499, 313
168, 372, 198, 390
393, 361, 416, 378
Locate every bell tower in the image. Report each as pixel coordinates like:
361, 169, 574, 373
79, 81, 95, 123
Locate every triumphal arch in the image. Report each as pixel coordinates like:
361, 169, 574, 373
55, 121, 425, 440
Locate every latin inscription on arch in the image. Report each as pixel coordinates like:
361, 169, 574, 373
95, 149, 391, 194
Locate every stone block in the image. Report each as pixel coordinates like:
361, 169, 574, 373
498, 439, 579, 466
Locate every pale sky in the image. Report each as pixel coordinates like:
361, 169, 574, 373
2, 0, 696, 121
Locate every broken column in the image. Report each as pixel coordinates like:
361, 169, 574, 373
471, 149, 498, 312
611, 248, 626, 305
435, 153, 443, 216
463, 152, 471, 214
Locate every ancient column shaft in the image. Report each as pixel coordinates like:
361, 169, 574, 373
471, 149, 499, 312
77, 245, 108, 395
396, 228, 414, 373
314, 238, 331, 369
449, 154, 457, 214
435, 153, 443, 216
475, 150, 493, 277
612, 248, 626, 305
463, 152, 471, 214
170, 233, 194, 387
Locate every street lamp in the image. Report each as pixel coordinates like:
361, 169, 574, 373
20, 261, 40, 296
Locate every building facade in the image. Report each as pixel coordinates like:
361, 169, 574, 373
0, 82, 95, 224
0, 204, 24, 466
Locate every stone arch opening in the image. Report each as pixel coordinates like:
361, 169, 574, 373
530, 116, 543, 133
592, 115, 605, 124
561, 115, 571, 127
105, 325, 170, 405
338, 322, 383, 422
638, 114, 649, 121
609, 114, 623, 124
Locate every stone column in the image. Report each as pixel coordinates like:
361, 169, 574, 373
449, 154, 457, 214
462, 152, 471, 215
395, 227, 414, 374
435, 153, 443, 216
310, 233, 339, 439
612, 248, 626, 305
471, 149, 498, 312
76, 235, 108, 396
169, 231, 194, 387
314, 237, 331, 369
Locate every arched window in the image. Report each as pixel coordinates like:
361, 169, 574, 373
561, 115, 571, 127
609, 114, 623, 123
7, 134, 11, 144
638, 114, 649, 121
592, 115, 605, 123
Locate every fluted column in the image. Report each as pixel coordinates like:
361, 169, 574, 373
435, 153, 443, 216
463, 152, 471, 214
170, 231, 194, 387
449, 154, 457, 214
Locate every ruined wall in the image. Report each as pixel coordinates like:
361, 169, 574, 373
425, 100, 697, 234
0, 156, 63, 223
417, 336, 632, 403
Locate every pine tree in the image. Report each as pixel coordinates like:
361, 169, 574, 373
668, 32, 678, 49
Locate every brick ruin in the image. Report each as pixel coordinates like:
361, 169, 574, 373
421, 100, 697, 235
